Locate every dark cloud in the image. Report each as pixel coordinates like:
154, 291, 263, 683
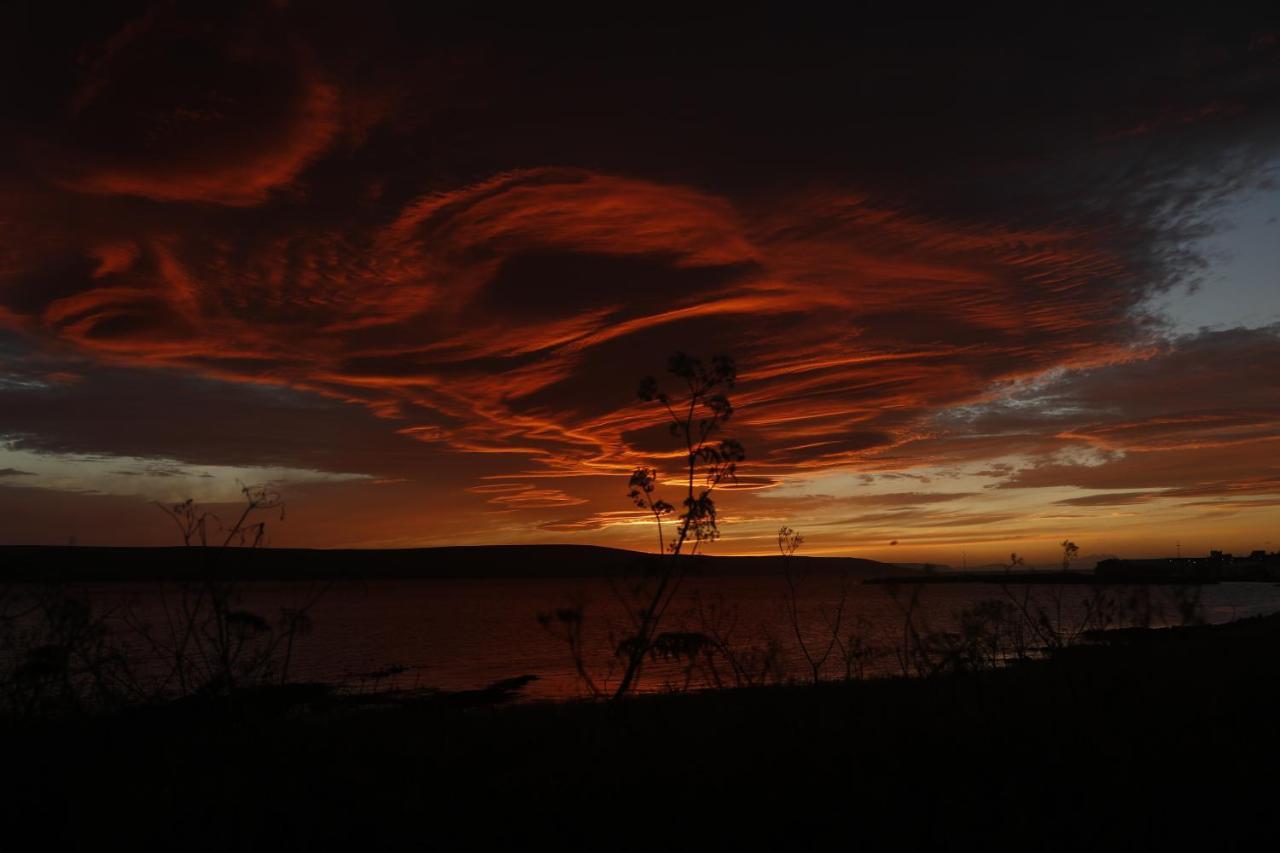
1003, 444, 1280, 494
933, 327, 1280, 497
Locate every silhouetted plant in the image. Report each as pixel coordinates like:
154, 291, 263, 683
989, 539, 1085, 654
688, 591, 787, 689
834, 615, 877, 681
0, 586, 140, 717
998, 581, 1096, 654
645, 631, 719, 692
941, 599, 1028, 673
536, 602, 605, 699
154, 498, 216, 547
885, 583, 1027, 678
0, 486, 305, 717
779, 527, 848, 684
1061, 540, 1079, 572
123, 484, 325, 699
779, 527, 803, 560
612, 352, 745, 699
884, 581, 933, 677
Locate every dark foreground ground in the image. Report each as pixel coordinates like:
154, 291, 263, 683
5, 615, 1280, 851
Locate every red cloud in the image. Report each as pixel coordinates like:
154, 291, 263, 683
2, 163, 1156, 498
387, 168, 758, 267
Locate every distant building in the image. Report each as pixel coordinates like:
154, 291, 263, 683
1095, 550, 1280, 582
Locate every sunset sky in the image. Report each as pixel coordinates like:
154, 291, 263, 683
1, 7, 1277, 566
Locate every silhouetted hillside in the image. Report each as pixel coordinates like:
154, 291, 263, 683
0, 544, 912, 582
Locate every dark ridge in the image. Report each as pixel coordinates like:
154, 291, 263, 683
0, 544, 915, 582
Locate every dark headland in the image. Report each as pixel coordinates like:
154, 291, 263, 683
0, 544, 913, 582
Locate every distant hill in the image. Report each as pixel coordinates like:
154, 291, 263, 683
0, 544, 915, 582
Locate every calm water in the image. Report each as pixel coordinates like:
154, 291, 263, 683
82, 577, 1280, 700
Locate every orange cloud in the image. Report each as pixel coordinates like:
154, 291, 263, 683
1, 163, 1165, 498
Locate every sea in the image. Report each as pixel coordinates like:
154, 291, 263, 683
68, 576, 1280, 701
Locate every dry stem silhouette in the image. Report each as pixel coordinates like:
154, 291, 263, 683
612, 352, 744, 699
